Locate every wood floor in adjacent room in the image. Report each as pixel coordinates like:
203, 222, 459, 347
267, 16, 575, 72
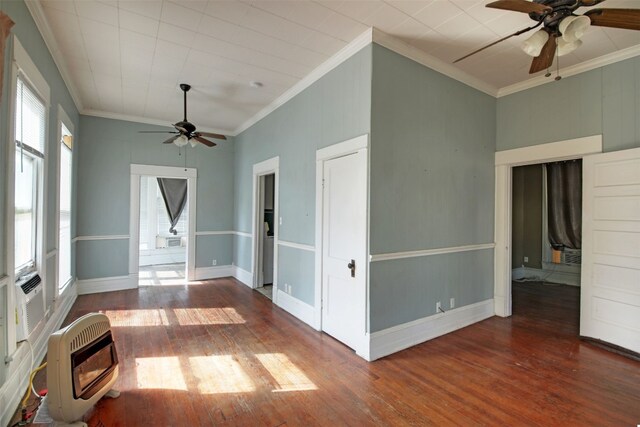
24, 279, 640, 426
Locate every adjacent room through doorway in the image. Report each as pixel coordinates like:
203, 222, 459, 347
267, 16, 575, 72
255, 173, 275, 300
511, 160, 583, 329
138, 176, 188, 286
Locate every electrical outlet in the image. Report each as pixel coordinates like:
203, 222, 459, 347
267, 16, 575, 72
524, 256, 529, 263
284, 283, 289, 293
212, 259, 217, 266
436, 301, 442, 313
450, 298, 455, 309
279, 217, 283, 226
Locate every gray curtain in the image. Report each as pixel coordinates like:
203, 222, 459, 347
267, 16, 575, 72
546, 160, 582, 250
157, 178, 187, 235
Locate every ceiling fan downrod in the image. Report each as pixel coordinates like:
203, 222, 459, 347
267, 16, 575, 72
180, 83, 191, 121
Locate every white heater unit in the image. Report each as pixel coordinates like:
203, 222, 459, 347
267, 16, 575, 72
156, 235, 185, 248
15, 272, 45, 342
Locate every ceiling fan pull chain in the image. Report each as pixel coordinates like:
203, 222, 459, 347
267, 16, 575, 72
545, 68, 551, 78
555, 48, 562, 81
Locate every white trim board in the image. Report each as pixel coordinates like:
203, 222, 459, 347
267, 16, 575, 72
46, 249, 57, 259
275, 290, 316, 329
76, 274, 138, 295
370, 243, 494, 262
369, 299, 494, 361
195, 265, 234, 281
278, 240, 315, 252
0, 281, 77, 427
496, 135, 603, 166
195, 230, 233, 236
233, 266, 253, 288
74, 235, 129, 241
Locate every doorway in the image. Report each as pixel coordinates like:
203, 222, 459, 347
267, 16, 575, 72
129, 164, 197, 285
251, 158, 279, 303
494, 135, 602, 316
138, 176, 188, 286
511, 161, 582, 331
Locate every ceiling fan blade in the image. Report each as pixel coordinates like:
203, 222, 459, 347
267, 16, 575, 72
529, 34, 557, 74
486, 0, 552, 14
584, 9, 640, 31
454, 23, 541, 63
195, 131, 227, 140
193, 136, 217, 147
139, 131, 178, 134
173, 123, 188, 133
579, 0, 607, 6
163, 135, 181, 144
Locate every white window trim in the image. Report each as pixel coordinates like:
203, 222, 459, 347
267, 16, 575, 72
56, 105, 74, 296
4, 36, 50, 356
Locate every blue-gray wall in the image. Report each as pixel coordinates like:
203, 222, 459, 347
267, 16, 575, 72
233, 45, 372, 305
0, 0, 80, 280
497, 55, 640, 152
369, 44, 496, 332
76, 116, 234, 279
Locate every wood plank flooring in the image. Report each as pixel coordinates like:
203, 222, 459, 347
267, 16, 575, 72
15, 280, 640, 426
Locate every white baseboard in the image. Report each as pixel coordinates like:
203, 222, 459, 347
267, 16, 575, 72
275, 290, 315, 328
76, 274, 138, 295
369, 299, 494, 361
0, 281, 77, 427
233, 266, 253, 288
512, 266, 580, 286
195, 265, 234, 281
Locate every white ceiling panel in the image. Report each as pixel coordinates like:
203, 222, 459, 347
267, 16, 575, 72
35, 0, 640, 134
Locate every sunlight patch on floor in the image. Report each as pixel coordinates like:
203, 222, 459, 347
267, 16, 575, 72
135, 357, 187, 391
104, 309, 170, 327
256, 353, 317, 392
173, 307, 245, 325
189, 355, 256, 394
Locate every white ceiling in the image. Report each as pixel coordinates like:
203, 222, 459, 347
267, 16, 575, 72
35, 0, 640, 134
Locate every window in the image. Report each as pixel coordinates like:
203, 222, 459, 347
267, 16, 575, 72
59, 123, 73, 289
14, 75, 45, 276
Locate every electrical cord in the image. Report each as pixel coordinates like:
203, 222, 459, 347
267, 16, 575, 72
24, 339, 42, 398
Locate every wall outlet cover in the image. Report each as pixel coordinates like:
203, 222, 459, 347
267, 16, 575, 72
450, 298, 455, 309
212, 259, 217, 266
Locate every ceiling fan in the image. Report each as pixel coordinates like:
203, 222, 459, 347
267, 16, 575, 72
454, 0, 640, 74
139, 83, 227, 147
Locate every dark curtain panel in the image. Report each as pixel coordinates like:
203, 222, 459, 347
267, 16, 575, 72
546, 160, 582, 250
157, 178, 187, 235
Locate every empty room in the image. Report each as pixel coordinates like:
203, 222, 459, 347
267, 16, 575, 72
1, 0, 639, 425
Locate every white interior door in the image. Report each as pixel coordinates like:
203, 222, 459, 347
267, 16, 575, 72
581, 147, 640, 354
321, 149, 367, 351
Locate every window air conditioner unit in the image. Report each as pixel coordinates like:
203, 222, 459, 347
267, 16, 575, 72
562, 248, 582, 265
15, 272, 45, 342
156, 235, 183, 248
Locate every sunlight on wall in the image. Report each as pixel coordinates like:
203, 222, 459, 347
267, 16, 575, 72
104, 309, 170, 327
255, 353, 317, 392
135, 357, 187, 391
189, 355, 255, 394
103, 307, 245, 327
173, 308, 245, 325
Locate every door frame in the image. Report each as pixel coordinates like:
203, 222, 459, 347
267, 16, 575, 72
314, 134, 369, 351
129, 164, 197, 283
494, 135, 602, 317
251, 157, 279, 303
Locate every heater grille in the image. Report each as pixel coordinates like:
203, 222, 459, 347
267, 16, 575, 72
69, 320, 111, 353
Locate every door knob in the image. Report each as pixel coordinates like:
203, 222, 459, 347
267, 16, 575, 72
347, 259, 355, 278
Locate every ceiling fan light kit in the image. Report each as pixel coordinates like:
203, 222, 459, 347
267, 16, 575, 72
559, 15, 591, 42
522, 29, 550, 56
455, 0, 640, 76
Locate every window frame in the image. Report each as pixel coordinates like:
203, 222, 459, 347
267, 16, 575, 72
4, 37, 50, 356
56, 107, 74, 295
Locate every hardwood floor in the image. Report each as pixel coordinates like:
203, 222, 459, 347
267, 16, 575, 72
15, 280, 640, 426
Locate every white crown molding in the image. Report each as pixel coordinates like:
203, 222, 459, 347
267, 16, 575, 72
233, 28, 375, 136
498, 44, 640, 98
371, 28, 499, 98
25, 0, 83, 112
82, 109, 233, 136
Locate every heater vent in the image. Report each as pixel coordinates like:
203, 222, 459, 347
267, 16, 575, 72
69, 320, 111, 353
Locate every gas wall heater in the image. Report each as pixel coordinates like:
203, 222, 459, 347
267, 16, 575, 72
15, 272, 45, 342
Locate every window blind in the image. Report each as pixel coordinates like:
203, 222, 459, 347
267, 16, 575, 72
15, 74, 45, 157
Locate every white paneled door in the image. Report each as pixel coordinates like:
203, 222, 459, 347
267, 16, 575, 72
581, 147, 640, 354
321, 149, 367, 352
